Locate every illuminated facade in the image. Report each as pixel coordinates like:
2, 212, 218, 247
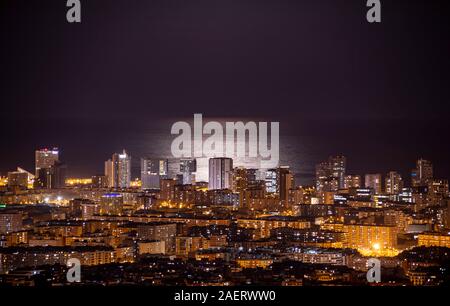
343, 224, 397, 251
411, 159, 433, 187
136, 223, 177, 254
418, 233, 450, 248
105, 150, 131, 188
344, 175, 361, 189
237, 217, 310, 238
141, 158, 169, 189
35, 148, 59, 176
315, 156, 346, 192
385, 171, 403, 195
99, 193, 124, 215
364, 174, 382, 194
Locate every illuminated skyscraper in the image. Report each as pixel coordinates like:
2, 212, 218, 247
411, 159, 433, 187
208, 158, 233, 190
330, 156, 346, 189
428, 179, 449, 204
265, 168, 278, 194
264, 167, 294, 201
35, 147, 59, 176
365, 173, 382, 194
105, 150, 131, 189
141, 158, 169, 189
385, 171, 403, 195
315, 156, 346, 191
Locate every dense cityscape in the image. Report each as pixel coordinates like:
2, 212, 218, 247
0, 147, 449, 286
1, 1, 449, 304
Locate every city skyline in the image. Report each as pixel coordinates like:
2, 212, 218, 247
1, 144, 447, 189
2, 0, 450, 185
1, 0, 450, 291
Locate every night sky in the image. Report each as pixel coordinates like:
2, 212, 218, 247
1, 0, 449, 184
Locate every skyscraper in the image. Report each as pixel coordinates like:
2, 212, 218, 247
35, 148, 59, 176
330, 156, 346, 189
141, 158, 169, 189
105, 150, 131, 189
265, 168, 278, 194
385, 171, 403, 195
179, 158, 196, 185
264, 167, 294, 201
34, 161, 67, 189
365, 174, 382, 194
315, 156, 346, 192
233, 167, 258, 192
208, 158, 233, 190
279, 167, 295, 201
411, 159, 433, 187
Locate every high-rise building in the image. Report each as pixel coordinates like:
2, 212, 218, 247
365, 174, 382, 194
141, 158, 169, 189
160, 178, 177, 201
279, 167, 295, 201
315, 156, 346, 192
329, 156, 346, 189
179, 158, 196, 185
344, 175, 361, 189
428, 179, 449, 204
265, 168, 278, 194
264, 167, 294, 201
411, 159, 433, 187
34, 161, 67, 189
35, 148, 59, 176
232, 167, 258, 192
105, 150, 131, 188
385, 171, 403, 195
208, 158, 233, 190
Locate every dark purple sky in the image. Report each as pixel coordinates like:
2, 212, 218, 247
1, 0, 449, 184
